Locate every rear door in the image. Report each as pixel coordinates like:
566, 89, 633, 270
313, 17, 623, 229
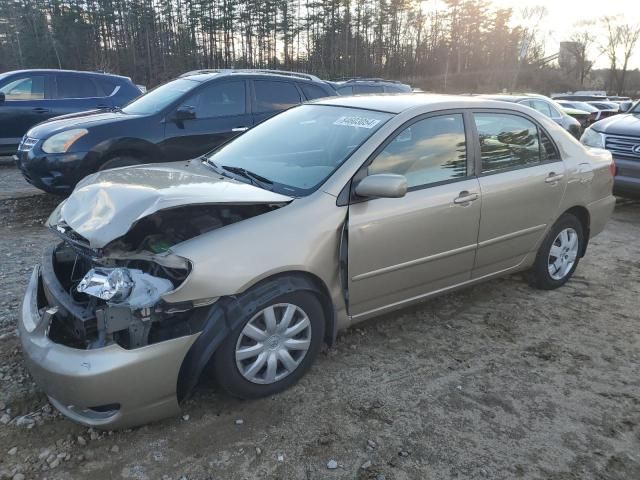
50, 73, 111, 117
162, 79, 251, 161
251, 79, 302, 124
0, 73, 52, 150
347, 112, 481, 317
471, 111, 567, 277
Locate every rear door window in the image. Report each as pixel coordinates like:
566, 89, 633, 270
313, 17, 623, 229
300, 83, 330, 100
473, 113, 541, 174
354, 84, 384, 94
254, 80, 300, 113
56, 75, 100, 99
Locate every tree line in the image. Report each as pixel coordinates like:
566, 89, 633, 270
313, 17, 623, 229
0, 0, 638, 95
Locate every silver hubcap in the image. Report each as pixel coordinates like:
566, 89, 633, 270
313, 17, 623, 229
235, 303, 312, 384
548, 227, 579, 280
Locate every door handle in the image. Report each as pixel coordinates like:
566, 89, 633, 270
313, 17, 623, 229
453, 191, 479, 204
232, 127, 249, 132
32, 107, 49, 114
545, 172, 564, 184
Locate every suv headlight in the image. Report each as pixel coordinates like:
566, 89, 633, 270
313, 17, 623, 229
42, 128, 88, 154
580, 128, 605, 148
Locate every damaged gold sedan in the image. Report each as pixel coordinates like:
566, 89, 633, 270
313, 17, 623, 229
19, 95, 615, 428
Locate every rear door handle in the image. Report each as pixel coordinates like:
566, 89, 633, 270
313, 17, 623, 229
232, 127, 249, 132
453, 191, 479, 205
32, 107, 49, 114
545, 172, 564, 184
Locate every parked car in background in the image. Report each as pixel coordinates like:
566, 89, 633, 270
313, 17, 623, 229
329, 78, 412, 95
587, 101, 620, 120
20, 94, 614, 429
581, 101, 640, 198
560, 106, 592, 129
15, 69, 336, 194
483, 94, 583, 138
552, 94, 609, 102
556, 100, 602, 125
0, 69, 141, 155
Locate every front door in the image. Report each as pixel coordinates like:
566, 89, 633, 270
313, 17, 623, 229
162, 80, 252, 161
471, 111, 567, 277
347, 112, 482, 318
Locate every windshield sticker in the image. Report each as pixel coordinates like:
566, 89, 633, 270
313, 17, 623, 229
334, 116, 381, 129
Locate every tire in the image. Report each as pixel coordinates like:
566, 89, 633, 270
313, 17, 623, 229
529, 213, 584, 290
99, 156, 141, 171
212, 289, 325, 399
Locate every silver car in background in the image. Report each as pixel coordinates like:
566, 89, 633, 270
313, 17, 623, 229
19, 94, 615, 429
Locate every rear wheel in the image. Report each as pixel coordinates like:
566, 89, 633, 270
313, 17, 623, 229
213, 289, 325, 399
99, 155, 141, 171
529, 213, 584, 290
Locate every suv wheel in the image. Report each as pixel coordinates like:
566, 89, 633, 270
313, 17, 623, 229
213, 289, 325, 399
529, 213, 584, 290
99, 156, 140, 171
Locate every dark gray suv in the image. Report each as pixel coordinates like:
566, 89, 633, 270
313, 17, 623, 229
0, 69, 141, 155
581, 101, 640, 198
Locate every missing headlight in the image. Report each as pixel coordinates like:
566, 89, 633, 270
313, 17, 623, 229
77, 267, 174, 308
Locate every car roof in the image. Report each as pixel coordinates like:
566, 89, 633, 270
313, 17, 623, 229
313, 93, 529, 114
1, 69, 131, 81
178, 69, 325, 84
481, 94, 549, 103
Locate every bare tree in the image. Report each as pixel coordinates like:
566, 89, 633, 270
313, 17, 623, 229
617, 23, 640, 95
600, 16, 621, 93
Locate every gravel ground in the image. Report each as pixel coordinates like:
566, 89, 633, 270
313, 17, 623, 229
0, 165, 639, 480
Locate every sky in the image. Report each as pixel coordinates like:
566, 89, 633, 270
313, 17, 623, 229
427, 0, 640, 69
494, 0, 640, 68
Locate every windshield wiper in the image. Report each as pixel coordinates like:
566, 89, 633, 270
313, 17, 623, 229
221, 165, 274, 190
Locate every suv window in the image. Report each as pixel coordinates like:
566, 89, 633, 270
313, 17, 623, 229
56, 75, 99, 98
337, 85, 353, 95
474, 113, 542, 173
0, 75, 45, 100
354, 84, 384, 94
185, 81, 245, 118
98, 78, 118, 96
369, 114, 468, 188
254, 80, 300, 112
300, 83, 330, 100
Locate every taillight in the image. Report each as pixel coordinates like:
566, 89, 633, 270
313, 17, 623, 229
610, 158, 617, 177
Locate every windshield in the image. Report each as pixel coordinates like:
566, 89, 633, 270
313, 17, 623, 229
205, 104, 392, 196
122, 78, 199, 115
630, 101, 640, 114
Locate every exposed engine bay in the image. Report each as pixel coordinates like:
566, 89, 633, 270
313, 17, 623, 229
46, 203, 282, 350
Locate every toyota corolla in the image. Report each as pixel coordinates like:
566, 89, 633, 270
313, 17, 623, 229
19, 94, 615, 429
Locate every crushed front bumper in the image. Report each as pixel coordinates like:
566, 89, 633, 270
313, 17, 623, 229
18, 267, 200, 429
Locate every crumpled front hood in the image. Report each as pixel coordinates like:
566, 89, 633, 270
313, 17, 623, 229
50, 160, 292, 248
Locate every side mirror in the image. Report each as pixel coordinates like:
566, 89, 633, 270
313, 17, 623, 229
0, 92, 5, 103
174, 105, 196, 121
355, 173, 408, 199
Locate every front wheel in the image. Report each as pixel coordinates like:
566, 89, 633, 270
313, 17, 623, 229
529, 213, 584, 290
212, 289, 325, 399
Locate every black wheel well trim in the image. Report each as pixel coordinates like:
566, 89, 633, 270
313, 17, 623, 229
563, 205, 590, 257
176, 271, 336, 402
102, 148, 150, 164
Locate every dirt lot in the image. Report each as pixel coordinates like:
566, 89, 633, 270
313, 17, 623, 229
0, 163, 639, 480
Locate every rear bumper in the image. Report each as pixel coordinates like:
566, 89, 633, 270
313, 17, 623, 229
587, 195, 616, 238
19, 266, 200, 429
